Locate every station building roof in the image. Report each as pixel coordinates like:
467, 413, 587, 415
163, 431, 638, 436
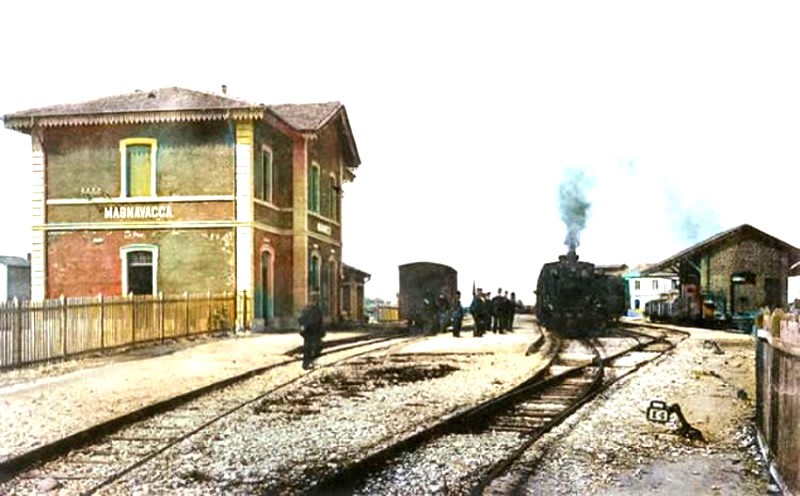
2, 86, 360, 168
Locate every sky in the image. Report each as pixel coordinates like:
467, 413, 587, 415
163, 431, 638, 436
1, 1, 798, 305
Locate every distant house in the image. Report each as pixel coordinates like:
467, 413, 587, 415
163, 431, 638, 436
623, 264, 679, 316
3, 87, 361, 329
341, 264, 370, 322
0, 256, 31, 302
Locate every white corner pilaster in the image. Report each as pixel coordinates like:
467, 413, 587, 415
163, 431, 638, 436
235, 122, 254, 330
31, 134, 46, 301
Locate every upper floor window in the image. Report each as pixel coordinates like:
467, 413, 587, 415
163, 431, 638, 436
120, 138, 158, 197
652, 280, 659, 290
309, 162, 320, 213
329, 173, 339, 221
634, 280, 640, 291
255, 145, 273, 203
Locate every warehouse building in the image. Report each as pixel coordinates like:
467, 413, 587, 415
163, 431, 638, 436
643, 224, 800, 317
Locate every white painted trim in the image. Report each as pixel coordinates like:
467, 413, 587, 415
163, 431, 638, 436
120, 244, 159, 295
309, 210, 341, 227
31, 144, 46, 300
119, 138, 158, 198
253, 221, 293, 236
47, 195, 235, 205
35, 221, 243, 230
253, 198, 290, 212
235, 123, 254, 330
307, 231, 342, 247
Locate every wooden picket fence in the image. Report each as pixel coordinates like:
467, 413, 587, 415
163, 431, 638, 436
0, 292, 242, 369
754, 308, 800, 495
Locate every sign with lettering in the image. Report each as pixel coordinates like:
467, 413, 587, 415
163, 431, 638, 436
646, 400, 670, 423
316, 222, 332, 235
103, 205, 174, 220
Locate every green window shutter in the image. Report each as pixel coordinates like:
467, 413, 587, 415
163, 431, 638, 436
127, 145, 152, 196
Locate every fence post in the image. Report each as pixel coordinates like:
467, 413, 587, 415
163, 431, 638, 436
184, 292, 189, 336
13, 297, 22, 366
242, 290, 248, 333
99, 293, 105, 350
207, 291, 212, 333
159, 292, 165, 343
60, 295, 67, 357
131, 293, 136, 344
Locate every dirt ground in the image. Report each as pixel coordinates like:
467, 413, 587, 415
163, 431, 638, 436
519, 326, 774, 495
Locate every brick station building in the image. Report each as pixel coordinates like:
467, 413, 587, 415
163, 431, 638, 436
2, 87, 363, 329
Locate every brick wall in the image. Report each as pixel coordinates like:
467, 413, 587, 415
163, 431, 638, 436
47, 229, 235, 298
45, 122, 234, 199
708, 238, 789, 310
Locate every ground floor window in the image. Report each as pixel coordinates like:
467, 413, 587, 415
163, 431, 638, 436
341, 283, 352, 317
309, 253, 321, 294
121, 245, 158, 295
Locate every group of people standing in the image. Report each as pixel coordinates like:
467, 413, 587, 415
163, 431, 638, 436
299, 285, 521, 370
470, 287, 517, 337
422, 290, 465, 337
421, 287, 517, 338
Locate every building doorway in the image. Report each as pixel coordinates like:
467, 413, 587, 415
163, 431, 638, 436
259, 250, 274, 324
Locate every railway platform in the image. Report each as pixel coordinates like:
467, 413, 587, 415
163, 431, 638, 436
0, 318, 545, 469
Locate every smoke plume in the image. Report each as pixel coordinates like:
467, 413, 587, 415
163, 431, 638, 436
559, 168, 591, 253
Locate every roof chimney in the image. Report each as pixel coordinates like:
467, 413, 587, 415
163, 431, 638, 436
221, 84, 227, 95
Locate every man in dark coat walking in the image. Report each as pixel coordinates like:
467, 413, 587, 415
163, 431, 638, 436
299, 294, 324, 369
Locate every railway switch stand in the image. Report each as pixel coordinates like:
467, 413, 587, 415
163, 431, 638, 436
646, 400, 706, 442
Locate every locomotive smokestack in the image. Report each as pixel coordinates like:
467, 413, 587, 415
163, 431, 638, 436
567, 248, 578, 263
559, 168, 591, 253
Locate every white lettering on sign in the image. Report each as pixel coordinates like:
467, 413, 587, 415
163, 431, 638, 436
103, 205, 174, 220
316, 222, 332, 235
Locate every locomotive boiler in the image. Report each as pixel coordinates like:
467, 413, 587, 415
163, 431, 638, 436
535, 250, 627, 337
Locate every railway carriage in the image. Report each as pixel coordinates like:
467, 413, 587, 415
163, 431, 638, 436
398, 262, 458, 330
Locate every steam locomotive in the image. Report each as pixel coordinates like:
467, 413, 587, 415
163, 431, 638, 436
535, 250, 627, 337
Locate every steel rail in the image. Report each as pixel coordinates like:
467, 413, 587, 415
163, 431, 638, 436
306, 326, 687, 495
0, 332, 414, 492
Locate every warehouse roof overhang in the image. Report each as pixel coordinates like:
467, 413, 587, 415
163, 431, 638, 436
2, 87, 361, 168
642, 224, 800, 276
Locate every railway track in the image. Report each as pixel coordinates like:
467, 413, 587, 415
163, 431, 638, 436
306, 325, 688, 495
0, 332, 417, 495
